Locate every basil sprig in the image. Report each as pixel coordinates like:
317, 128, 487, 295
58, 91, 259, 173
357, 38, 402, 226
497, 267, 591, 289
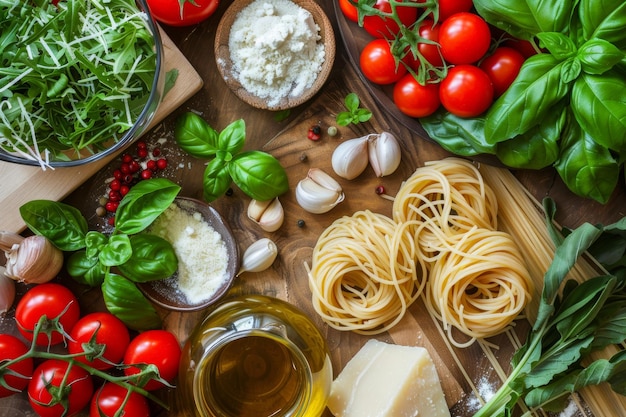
174, 113, 289, 202
19, 178, 181, 330
422, 0, 626, 204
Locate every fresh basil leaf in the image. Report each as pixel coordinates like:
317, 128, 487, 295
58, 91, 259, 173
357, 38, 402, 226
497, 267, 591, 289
577, 39, 624, 75
164, 69, 179, 96
579, 0, 626, 48
85, 231, 107, 258
555, 110, 618, 204
571, 70, 626, 151
102, 273, 161, 330
115, 178, 181, 235
218, 119, 246, 155
420, 112, 496, 156
485, 54, 572, 144
229, 151, 289, 201
537, 32, 576, 60
66, 250, 106, 287
20, 200, 88, 251
174, 112, 220, 158
117, 234, 178, 282
203, 157, 232, 202
99, 234, 132, 267
345, 92, 359, 112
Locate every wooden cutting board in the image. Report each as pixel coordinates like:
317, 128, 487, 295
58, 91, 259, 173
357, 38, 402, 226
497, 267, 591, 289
0, 29, 203, 234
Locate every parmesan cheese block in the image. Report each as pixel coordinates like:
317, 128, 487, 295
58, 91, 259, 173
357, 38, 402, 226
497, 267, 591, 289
327, 339, 450, 417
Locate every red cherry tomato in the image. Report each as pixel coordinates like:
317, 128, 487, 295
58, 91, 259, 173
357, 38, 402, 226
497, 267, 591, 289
393, 74, 441, 118
89, 383, 150, 417
360, 39, 407, 85
28, 359, 94, 417
68, 312, 131, 370
146, 0, 219, 27
439, 12, 491, 64
338, 0, 358, 22
439, 65, 494, 118
479, 47, 525, 97
504, 37, 540, 58
436, 0, 474, 22
403, 19, 443, 70
15, 283, 80, 346
123, 330, 181, 391
0, 334, 34, 398
363, 0, 418, 38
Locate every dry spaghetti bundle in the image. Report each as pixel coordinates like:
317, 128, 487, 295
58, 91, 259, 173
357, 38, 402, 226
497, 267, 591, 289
308, 210, 426, 335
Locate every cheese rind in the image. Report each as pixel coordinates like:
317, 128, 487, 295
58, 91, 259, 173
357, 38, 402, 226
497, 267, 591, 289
327, 339, 450, 417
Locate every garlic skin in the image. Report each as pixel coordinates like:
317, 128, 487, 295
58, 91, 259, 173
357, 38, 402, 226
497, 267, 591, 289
331, 136, 369, 180
237, 238, 278, 276
368, 131, 402, 177
295, 168, 345, 214
3, 235, 63, 284
0, 266, 15, 315
247, 198, 284, 232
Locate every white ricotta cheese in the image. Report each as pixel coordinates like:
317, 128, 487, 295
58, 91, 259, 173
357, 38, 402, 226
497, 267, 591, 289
228, 0, 325, 106
327, 339, 451, 417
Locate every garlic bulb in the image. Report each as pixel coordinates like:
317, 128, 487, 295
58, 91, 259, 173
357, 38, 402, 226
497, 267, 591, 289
237, 238, 278, 276
295, 168, 345, 214
331, 136, 369, 180
368, 131, 401, 177
0, 266, 15, 315
247, 198, 284, 232
1, 233, 63, 284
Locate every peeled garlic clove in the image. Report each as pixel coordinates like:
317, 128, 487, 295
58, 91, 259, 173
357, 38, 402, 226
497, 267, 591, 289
331, 136, 369, 180
237, 238, 278, 276
368, 131, 401, 177
296, 169, 345, 214
5, 235, 63, 284
0, 266, 15, 315
247, 198, 284, 232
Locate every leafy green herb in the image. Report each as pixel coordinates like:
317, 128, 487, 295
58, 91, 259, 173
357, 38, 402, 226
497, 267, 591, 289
174, 112, 289, 202
474, 199, 626, 416
0, 0, 158, 166
336, 93, 373, 126
20, 178, 181, 330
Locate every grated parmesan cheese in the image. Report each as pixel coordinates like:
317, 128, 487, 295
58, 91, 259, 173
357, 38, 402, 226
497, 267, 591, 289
149, 202, 229, 304
228, 0, 325, 107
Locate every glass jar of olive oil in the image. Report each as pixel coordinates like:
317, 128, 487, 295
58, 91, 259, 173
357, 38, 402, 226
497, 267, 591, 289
179, 295, 333, 417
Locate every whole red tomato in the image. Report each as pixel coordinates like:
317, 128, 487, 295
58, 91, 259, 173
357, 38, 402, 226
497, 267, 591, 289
363, 0, 418, 38
123, 330, 181, 391
28, 359, 94, 417
15, 283, 80, 346
403, 19, 443, 70
146, 0, 219, 27
89, 383, 150, 417
439, 12, 491, 64
436, 0, 474, 22
0, 334, 34, 398
360, 39, 407, 85
479, 46, 525, 97
393, 73, 440, 118
439, 65, 494, 117
339, 0, 358, 22
68, 312, 131, 370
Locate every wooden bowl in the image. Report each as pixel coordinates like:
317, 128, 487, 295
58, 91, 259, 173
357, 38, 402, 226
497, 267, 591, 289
214, 0, 336, 110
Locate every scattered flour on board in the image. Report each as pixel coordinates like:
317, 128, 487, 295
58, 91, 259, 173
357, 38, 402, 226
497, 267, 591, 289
228, 0, 325, 106
149, 202, 229, 304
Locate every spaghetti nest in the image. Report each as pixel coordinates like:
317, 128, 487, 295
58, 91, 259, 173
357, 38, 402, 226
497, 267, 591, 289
308, 210, 427, 335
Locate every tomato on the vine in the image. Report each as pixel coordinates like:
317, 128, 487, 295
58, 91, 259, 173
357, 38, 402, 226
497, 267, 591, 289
15, 283, 80, 346
28, 359, 94, 417
435, 0, 474, 22
439, 65, 494, 117
338, 0, 359, 22
363, 0, 418, 39
146, 0, 219, 27
0, 334, 34, 398
68, 312, 131, 370
403, 19, 443, 71
439, 12, 491, 64
123, 330, 181, 391
393, 73, 441, 118
479, 46, 525, 97
360, 39, 407, 85
89, 383, 150, 417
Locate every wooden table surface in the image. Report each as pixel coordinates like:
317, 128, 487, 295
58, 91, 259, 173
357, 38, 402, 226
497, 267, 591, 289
3, 1, 626, 416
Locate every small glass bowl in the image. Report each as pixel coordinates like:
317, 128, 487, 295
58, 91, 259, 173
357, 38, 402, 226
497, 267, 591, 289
0, 0, 164, 168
